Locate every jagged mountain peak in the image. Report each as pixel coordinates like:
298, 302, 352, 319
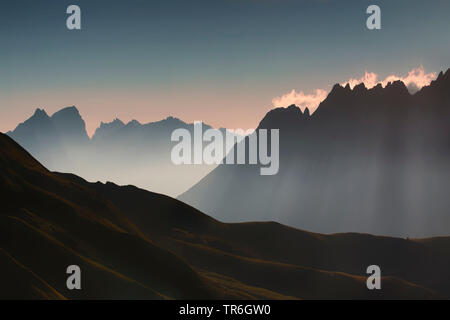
427, 68, 450, 87
8, 105, 89, 148
384, 80, 409, 93
414, 68, 450, 103
304, 107, 311, 117
165, 116, 181, 121
126, 119, 142, 127
111, 118, 125, 125
315, 78, 413, 118
9, 108, 52, 135
99, 118, 125, 128
51, 106, 80, 118
92, 118, 126, 141
328, 83, 347, 98
49, 106, 88, 141
258, 104, 310, 130
32, 108, 49, 118
145, 116, 187, 128
353, 82, 367, 94
163, 116, 186, 126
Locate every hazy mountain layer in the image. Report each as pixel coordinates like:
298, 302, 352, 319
180, 69, 450, 237
6, 109, 232, 197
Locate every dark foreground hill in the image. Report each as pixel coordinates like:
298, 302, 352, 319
1, 133, 449, 299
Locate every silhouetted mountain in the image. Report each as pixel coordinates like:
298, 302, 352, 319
91, 118, 124, 142
180, 68, 450, 237
7, 106, 89, 170
2, 132, 450, 299
258, 104, 310, 130
51, 106, 89, 144
6, 110, 235, 197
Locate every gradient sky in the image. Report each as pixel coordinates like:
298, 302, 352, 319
1, 0, 450, 136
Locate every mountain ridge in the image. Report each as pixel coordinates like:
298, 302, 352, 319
5, 108, 228, 197
179, 68, 450, 237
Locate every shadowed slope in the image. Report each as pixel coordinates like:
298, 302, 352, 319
85, 177, 449, 299
0, 133, 250, 299
1, 132, 447, 299
0, 248, 66, 300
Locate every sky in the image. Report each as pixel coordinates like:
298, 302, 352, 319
1, 0, 450, 136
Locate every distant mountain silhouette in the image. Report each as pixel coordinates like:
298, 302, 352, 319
180, 68, 450, 237
91, 118, 126, 141
7, 110, 234, 197
2, 132, 450, 299
6, 106, 89, 169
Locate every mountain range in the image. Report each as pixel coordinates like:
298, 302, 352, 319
6, 69, 450, 238
2, 131, 450, 299
6, 108, 238, 197
180, 69, 450, 237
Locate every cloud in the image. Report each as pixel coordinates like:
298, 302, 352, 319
342, 66, 436, 93
272, 89, 328, 112
343, 71, 379, 89
272, 66, 437, 113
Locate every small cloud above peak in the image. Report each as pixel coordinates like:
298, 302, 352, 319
272, 89, 328, 114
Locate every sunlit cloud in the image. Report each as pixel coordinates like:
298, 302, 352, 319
343, 71, 379, 89
272, 89, 328, 112
273, 66, 437, 113
342, 66, 436, 93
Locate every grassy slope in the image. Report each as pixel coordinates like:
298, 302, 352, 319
88, 180, 450, 299
0, 133, 285, 299
1, 132, 447, 299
